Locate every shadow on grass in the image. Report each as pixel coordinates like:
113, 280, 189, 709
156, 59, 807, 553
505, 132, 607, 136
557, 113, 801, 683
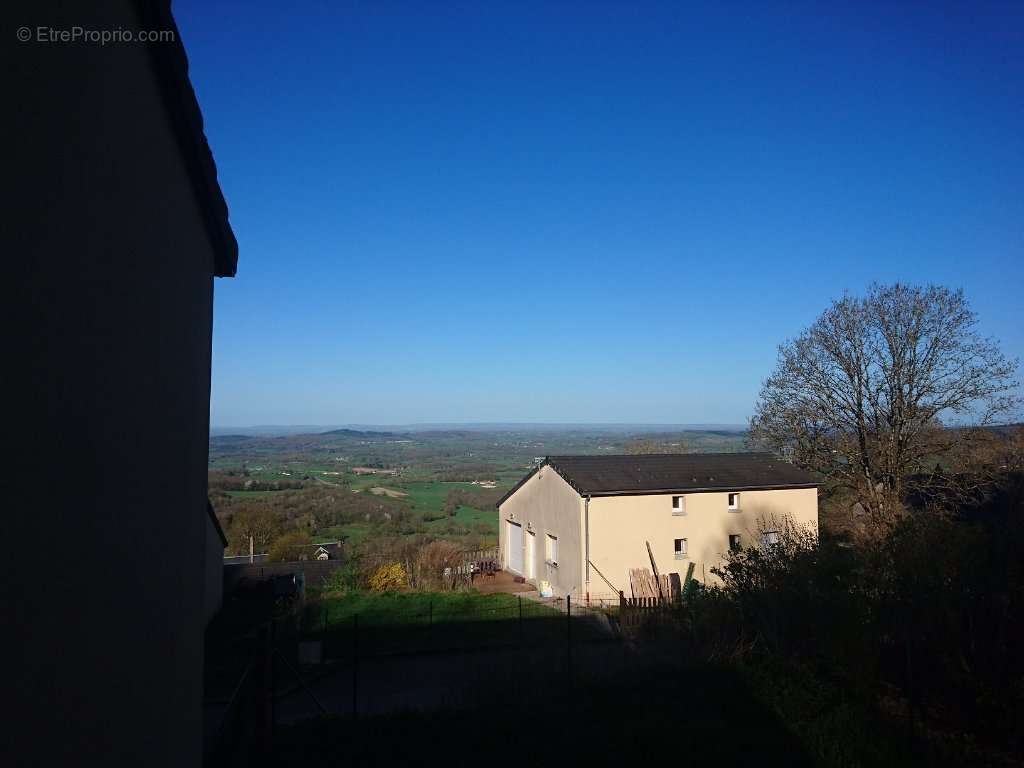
273, 653, 813, 768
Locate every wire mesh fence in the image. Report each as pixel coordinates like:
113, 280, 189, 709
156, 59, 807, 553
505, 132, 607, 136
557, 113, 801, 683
208, 578, 694, 753
264, 593, 634, 725
295, 593, 615, 659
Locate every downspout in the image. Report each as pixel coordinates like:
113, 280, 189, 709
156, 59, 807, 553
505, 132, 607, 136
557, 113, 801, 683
584, 495, 591, 604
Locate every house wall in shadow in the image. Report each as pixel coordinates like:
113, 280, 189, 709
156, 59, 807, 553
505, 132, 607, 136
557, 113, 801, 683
7, 1, 236, 765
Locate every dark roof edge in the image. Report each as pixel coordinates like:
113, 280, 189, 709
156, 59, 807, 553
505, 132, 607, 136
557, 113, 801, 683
546, 451, 777, 459
135, 0, 238, 277
206, 500, 229, 548
497, 456, 820, 508
585, 482, 820, 497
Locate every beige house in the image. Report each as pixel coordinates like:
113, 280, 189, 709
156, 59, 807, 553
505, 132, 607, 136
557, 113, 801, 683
497, 454, 819, 600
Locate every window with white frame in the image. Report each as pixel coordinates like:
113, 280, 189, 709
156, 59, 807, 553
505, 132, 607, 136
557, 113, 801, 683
674, 538, 688, 559
546, 534, 558, 566
761, 530, 780, 549
728, 492, 741, 511
671, 495, 686, 515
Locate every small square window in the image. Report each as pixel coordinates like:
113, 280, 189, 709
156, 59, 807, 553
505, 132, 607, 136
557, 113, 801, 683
729, 534, 742, 551
672, 495, 686, 515
762, 530, 780, 549
674, 538, 688, 559
728, 492, 741, 511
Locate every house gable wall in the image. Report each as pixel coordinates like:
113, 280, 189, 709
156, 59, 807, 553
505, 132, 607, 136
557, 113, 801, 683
498, 466, 584, 598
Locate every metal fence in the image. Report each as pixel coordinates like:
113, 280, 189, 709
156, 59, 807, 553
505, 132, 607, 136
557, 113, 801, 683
207, 586, 686, 747
299, 593, 614, 659
260, 593, 625, 723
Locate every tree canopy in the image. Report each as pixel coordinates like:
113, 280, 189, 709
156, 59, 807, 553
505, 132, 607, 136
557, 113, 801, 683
751, 283, 1019, 529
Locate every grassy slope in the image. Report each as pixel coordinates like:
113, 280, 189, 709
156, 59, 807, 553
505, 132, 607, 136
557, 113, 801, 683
426, 505, 497, 532
313, 590, 548, 627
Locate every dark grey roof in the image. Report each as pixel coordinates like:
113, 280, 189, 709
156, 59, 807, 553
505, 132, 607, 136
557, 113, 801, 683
498, 453, 818, 505
225, 554, 268, 565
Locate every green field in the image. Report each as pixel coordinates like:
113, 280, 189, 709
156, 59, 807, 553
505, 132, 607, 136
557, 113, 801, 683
209, 426, 746, 555
309, 589, 555, 630
427, 505, 497, 533
398, 480, 478, 510
314, 522, 374, 547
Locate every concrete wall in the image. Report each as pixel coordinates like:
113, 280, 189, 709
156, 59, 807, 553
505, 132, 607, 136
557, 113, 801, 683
7, 2, 220, 765
498, 468, 584, 598
587, 488, 819, 595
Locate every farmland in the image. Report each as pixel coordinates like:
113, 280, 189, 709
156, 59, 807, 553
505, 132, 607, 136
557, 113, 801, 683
208, 425, 747, 557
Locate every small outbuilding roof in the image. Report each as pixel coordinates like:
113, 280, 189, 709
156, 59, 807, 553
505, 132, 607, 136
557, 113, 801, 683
498, 452, 819, 506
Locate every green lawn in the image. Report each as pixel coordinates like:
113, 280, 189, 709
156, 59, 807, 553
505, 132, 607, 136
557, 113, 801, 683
302, 590, 593, 666
398, 480, 477, 514
311, 590, 552, 629
224, 489, 282, 498
426, 505, 497, 533
315, 523, 374, 547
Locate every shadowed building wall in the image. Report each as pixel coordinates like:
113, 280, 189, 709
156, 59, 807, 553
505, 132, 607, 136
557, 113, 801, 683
6, 1, 236, 765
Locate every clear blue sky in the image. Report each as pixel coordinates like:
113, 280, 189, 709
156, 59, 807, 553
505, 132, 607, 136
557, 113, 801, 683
175, 1, 1023, 427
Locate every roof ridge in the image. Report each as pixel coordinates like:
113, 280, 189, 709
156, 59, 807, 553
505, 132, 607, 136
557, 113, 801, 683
548, 451, 772, 459
494, 451, 819, 504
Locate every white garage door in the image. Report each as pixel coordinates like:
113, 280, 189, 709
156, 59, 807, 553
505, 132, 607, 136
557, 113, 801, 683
507, 521, 523, 574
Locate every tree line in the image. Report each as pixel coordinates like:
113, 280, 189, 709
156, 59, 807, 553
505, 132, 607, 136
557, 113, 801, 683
684, 282, 1024, 761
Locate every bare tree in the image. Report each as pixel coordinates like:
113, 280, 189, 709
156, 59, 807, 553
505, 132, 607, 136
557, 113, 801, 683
750, 283, 1019, 531
232, 506, 280, 551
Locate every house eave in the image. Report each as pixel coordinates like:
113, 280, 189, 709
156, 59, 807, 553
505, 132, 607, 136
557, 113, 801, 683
497, 456, 821, 509
135, 0, 238, 277
582, 482, 821, 498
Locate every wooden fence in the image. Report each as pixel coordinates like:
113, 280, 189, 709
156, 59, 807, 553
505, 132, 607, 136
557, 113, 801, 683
460, 546, 498, 565
618, 591, 676, 629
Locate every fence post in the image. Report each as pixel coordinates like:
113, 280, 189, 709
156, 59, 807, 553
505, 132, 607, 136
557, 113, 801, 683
518, 595, 523, 646
352, 614, 358, 720
269, 620, 276, 737
257, 623, 273, 753
566, 594, 572, 692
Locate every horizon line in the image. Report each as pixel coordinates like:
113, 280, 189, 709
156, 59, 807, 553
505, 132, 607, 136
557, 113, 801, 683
211, 421, 749, 428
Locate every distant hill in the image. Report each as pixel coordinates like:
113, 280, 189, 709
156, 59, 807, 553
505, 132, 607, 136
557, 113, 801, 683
320, 428, 396, 437
210, 422, 748, 436
207, 425, 750, 462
